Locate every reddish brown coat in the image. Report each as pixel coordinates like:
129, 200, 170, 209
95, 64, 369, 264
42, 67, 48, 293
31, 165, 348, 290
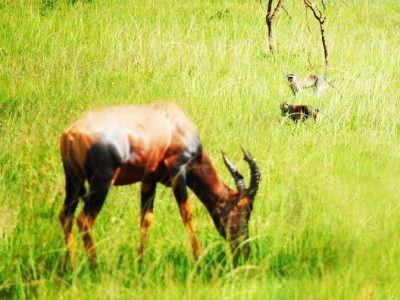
59, 101, 260, 267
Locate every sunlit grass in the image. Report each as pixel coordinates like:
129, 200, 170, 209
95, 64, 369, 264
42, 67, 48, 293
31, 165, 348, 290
0, 0, 399, 298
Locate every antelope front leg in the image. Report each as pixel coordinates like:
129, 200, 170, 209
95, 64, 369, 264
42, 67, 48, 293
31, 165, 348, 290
138, 181, 156, 268
172, 172, 201, 259
180, 198, 201, 259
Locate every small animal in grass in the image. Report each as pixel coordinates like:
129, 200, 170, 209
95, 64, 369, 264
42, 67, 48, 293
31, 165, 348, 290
280, 101, 320, 123
286, 73, 334, 96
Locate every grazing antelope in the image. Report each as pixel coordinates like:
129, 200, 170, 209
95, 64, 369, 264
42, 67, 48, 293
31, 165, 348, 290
280, 101, 320, 122
59, 101, 260, 267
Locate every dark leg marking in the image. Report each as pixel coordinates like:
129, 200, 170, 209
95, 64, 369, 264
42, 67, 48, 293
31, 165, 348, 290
59, 165, 85, 268
172, 168, 201, 259
76, 142, 119, 265
138, 181, 156, 268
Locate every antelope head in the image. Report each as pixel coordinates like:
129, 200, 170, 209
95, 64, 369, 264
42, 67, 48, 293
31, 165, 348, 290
220, 147, 260, 260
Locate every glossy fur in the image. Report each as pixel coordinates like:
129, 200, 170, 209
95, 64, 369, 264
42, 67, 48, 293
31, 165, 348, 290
59, 101, 260, 267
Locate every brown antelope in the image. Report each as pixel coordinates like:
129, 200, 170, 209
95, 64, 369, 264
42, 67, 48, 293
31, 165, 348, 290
59, 101, 260, 267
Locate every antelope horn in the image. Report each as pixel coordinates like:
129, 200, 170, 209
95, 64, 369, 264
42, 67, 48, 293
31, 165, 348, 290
241, 146, 260, 199
221, 150, 246, 192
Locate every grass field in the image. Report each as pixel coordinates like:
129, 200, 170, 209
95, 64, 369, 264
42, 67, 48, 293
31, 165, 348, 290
1, 0, 399, 298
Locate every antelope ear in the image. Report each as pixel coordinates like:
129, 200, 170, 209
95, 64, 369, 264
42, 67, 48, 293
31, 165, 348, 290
284, 101, 289, 108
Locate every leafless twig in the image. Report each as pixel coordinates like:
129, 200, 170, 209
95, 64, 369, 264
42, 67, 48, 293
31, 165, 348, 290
304, 0, 329, 67
281, 5, 292, 20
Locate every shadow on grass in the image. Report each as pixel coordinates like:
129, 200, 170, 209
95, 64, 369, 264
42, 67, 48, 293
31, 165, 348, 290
252, 230, 343, 278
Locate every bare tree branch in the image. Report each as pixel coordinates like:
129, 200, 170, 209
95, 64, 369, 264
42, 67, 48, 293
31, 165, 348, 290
266, 0, 285, 53
304, 0, 329, 67
281, 5, 292, 20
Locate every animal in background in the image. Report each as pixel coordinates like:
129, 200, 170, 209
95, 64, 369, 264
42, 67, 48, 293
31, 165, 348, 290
286, 73, 334, 96
59, 101, 260, 268
280, 101, 320, 122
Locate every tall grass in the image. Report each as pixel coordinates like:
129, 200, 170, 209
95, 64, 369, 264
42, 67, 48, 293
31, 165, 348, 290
1, 0, 399, 298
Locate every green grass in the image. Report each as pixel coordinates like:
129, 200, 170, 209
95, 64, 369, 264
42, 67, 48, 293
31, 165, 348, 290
1, 0, 399, 298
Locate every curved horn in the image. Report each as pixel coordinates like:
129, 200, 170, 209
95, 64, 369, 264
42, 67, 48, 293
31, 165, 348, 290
241, 147, 260, 199
221, 150, 246, 192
